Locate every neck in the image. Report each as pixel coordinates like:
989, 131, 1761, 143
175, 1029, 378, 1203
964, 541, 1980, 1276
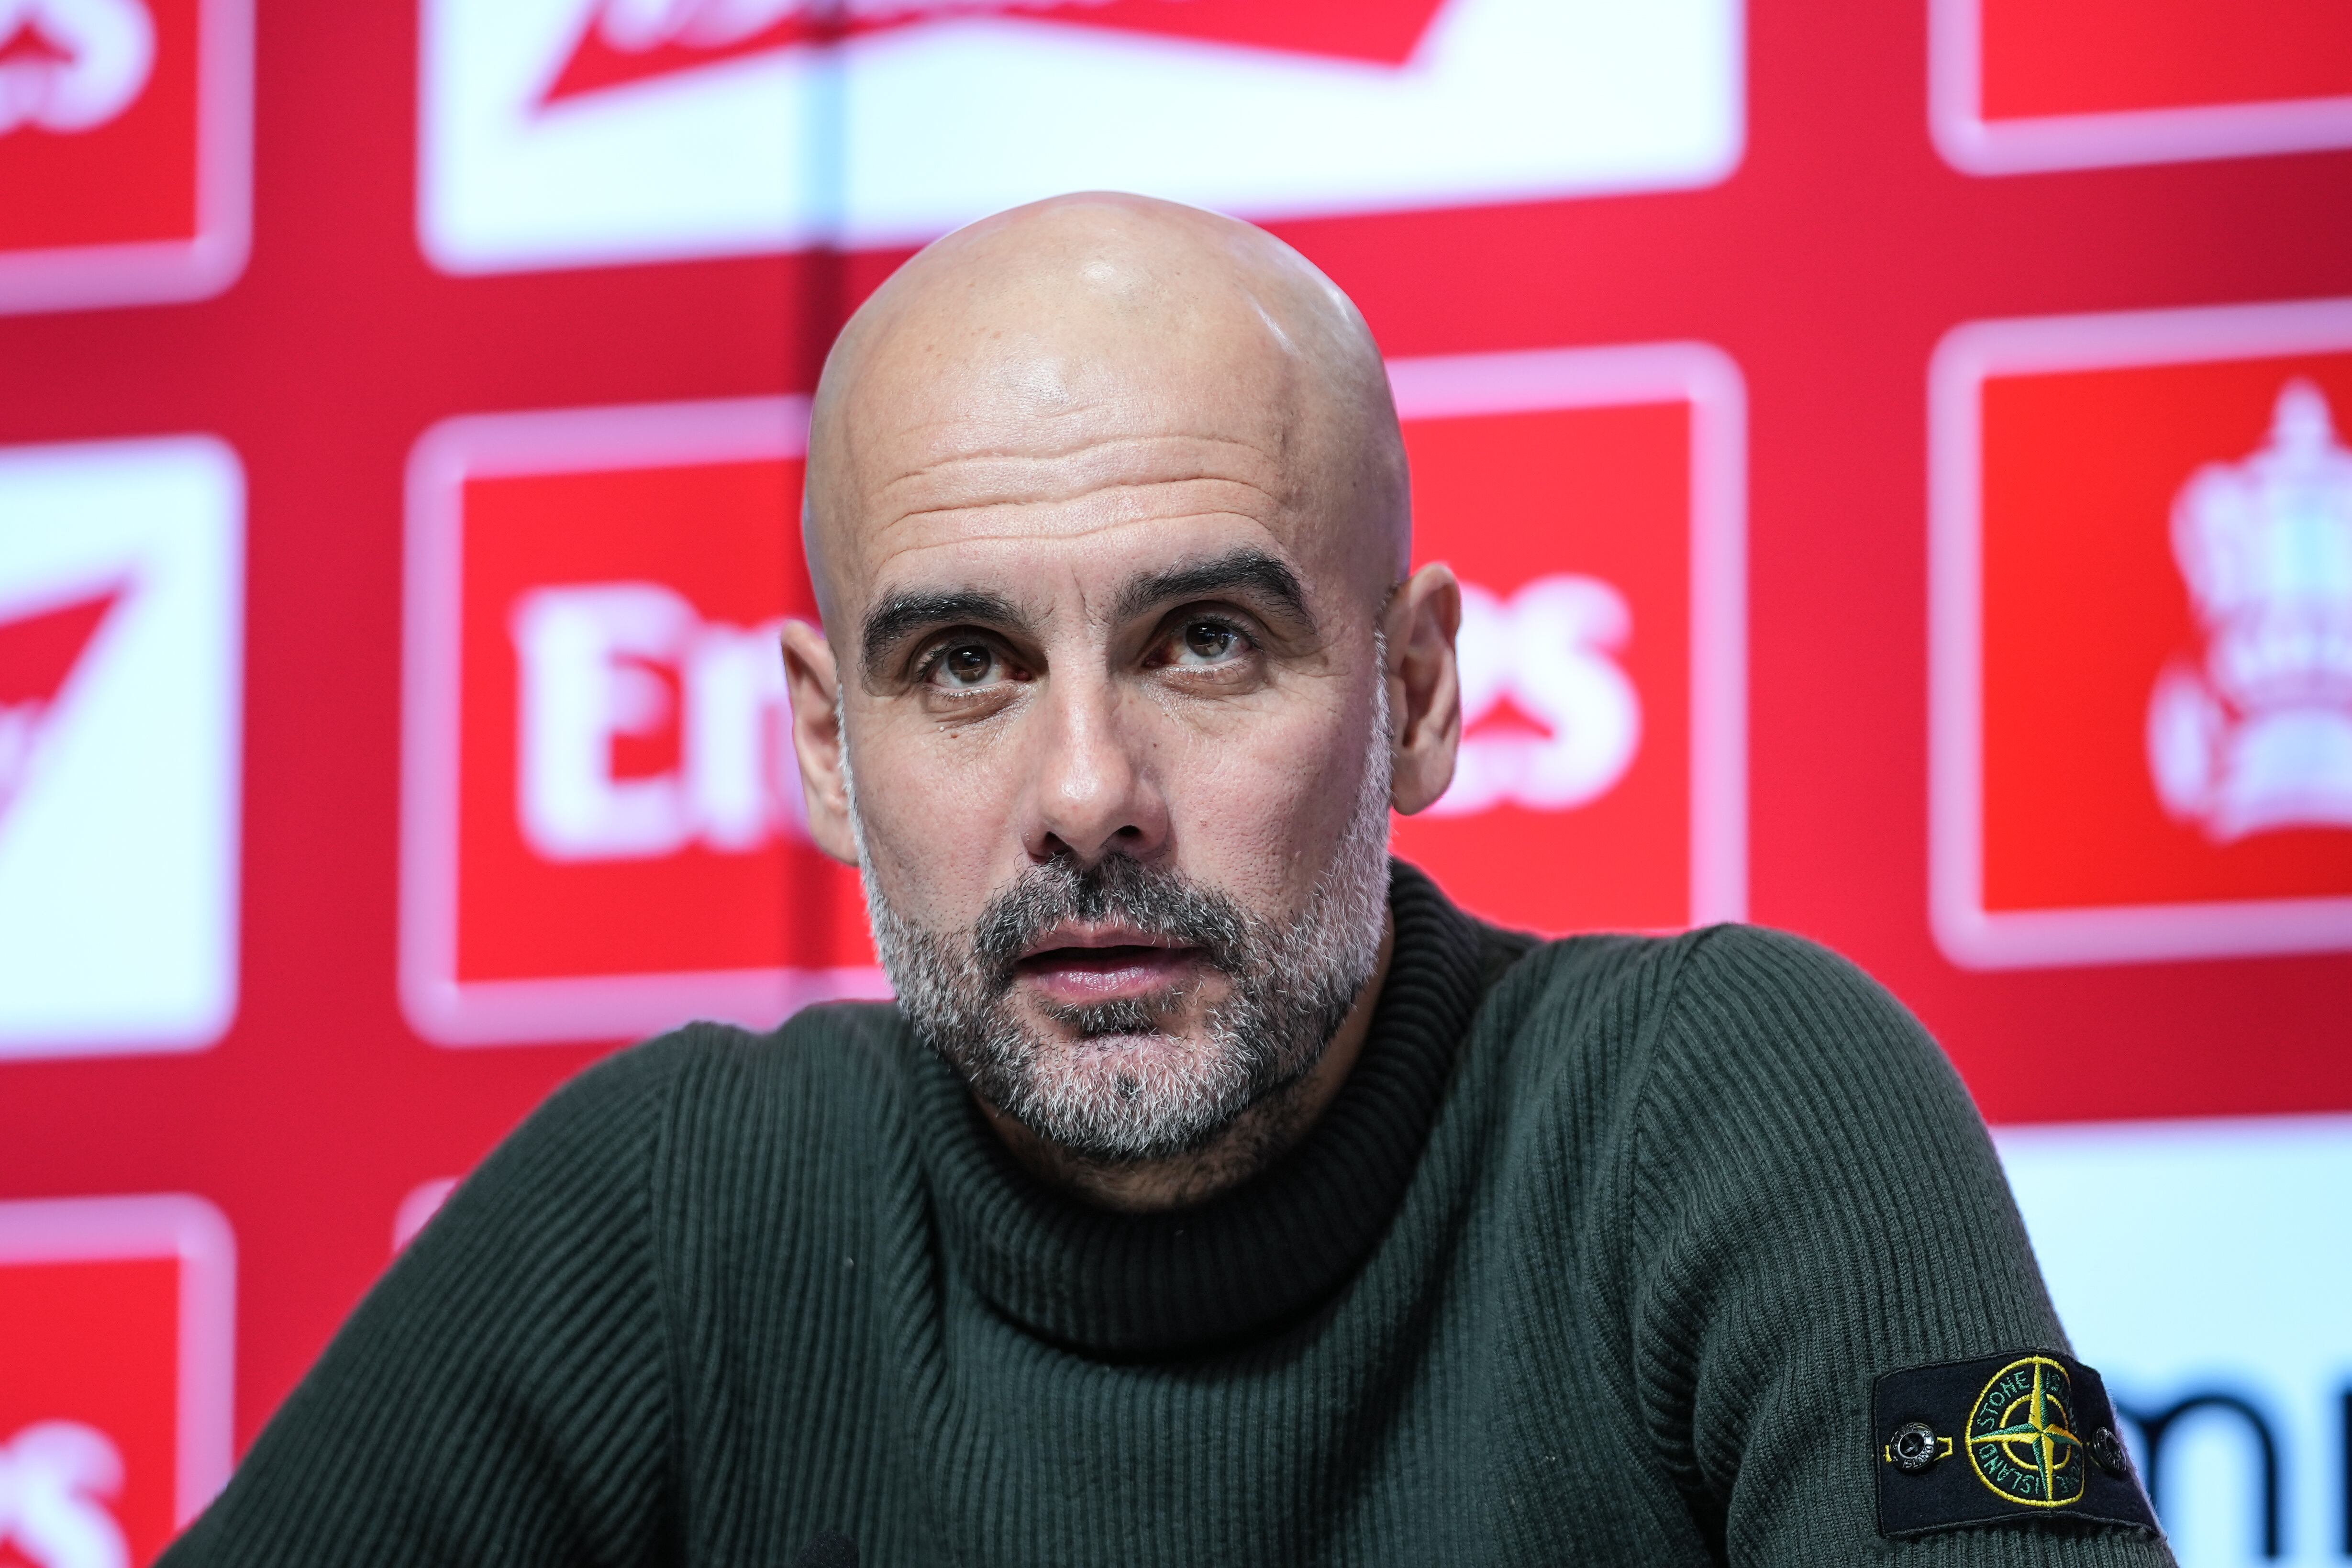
974, 915, 1396, 1213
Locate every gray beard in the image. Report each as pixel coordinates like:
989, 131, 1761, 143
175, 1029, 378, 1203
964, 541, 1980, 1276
846, 679, 1394, 1164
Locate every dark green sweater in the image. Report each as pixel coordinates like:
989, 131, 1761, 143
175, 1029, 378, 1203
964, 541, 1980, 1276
165, 867, 2170, 1566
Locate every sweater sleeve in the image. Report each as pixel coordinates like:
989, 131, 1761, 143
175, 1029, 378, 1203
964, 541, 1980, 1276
159, 1037, 683, 1568
1622, 926, 2173, 1568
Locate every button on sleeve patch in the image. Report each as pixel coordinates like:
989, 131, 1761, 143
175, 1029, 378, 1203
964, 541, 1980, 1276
1873, 1351, 2161, 1539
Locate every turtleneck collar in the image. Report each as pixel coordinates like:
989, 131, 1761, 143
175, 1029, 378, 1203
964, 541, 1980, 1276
905, 861, 1495, 1358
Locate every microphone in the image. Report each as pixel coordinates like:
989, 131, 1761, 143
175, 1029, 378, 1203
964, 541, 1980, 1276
792, 1532, 858, 1568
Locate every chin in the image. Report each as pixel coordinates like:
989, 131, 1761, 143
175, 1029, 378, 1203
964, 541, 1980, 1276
976, 998, 1313, 1168
1055, 1028, 1214, 1070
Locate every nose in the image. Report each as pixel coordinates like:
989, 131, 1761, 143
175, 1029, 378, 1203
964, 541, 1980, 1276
1020, 667, 1169, 867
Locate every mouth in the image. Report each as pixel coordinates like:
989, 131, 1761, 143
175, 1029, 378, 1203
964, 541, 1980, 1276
1012, 924, 1207, 1007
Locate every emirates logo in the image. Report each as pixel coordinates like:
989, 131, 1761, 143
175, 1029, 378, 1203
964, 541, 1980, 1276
0, 0, 152, 135
1432, 574, 1641, 817
2148, 379, 2352, 841
508, 582, 808, 862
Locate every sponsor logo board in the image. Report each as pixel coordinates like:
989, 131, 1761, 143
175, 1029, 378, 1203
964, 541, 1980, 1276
1932, 0, 2352, 174
0, 436, 243, 1056
2000, 1115, 2352, 1566
419, 0, 1742, 273
0, 1194, 234, 1565
1930, 298, 2352, 969
1387, 343, 1745, 934
401, 396, 883, 1047
0, 0, 250, 313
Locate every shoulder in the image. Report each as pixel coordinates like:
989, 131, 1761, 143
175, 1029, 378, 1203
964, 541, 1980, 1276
577, 1000, 918, 1155
1671, 922, 1926, 1032
1653, 923, 1959, 1110
583, 999, 911, 1101
621, 1000, 924, 1220
1492, 922, 1942, 1079
469, 1001, 914, 1213
1476, 923, 1973, 1178
1597, 928, 1998, 1246
1468, 923, 1706, 1087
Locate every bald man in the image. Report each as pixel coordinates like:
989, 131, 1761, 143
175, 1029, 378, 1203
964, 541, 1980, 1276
166, 197, 2169, 1568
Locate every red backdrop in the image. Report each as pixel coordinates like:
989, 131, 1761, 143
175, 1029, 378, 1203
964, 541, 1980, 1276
1, 0, 2348, 1539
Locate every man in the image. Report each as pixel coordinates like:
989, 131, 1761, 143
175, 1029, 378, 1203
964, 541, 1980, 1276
165, 195, 2170, 1565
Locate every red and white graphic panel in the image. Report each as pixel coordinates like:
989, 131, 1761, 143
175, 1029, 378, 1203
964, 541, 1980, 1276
402, 397, 885, 1047
1931, 297, 2352, 969
1931, 0, 2352, 174
2000, 1117, 2352, 1566
419, 0, 1742, 272
1386, 343, 1745, 935
0, 436, 242, 1056
0, 0, 250, 313
0, 1195, 235, 1564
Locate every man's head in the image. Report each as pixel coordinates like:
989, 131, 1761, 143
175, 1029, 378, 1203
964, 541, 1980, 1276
781, 193, 1463, 1198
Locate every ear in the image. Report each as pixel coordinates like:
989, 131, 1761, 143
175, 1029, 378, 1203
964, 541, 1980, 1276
780, 619, 860, 867
1382, 563, 1463, 816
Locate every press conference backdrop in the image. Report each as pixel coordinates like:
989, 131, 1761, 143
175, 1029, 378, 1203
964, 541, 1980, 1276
2, 0, 2350, 1561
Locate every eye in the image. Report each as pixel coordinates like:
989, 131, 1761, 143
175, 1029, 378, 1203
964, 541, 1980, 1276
1170, 617, 1248, 667
929, 641, 1000, 688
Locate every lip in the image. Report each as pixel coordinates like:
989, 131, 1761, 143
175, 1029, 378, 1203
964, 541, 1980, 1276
1013, 923, 1204, 1006
1017, 923, 1180, 961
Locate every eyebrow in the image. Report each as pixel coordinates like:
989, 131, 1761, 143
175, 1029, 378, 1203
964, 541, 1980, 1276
856, 548, 1313, 678
1112, 547, 1312, 630
860, 589, 1025, 675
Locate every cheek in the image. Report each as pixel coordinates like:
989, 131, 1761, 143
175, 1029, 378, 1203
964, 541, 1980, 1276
849, 727, 1021, 921
1163, 708, 1372, 907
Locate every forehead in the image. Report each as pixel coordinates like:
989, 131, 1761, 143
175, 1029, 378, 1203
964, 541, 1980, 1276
847, 456, 1317, 645
830, 314, 1343, 619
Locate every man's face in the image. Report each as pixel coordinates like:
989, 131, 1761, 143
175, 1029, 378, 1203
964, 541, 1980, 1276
808, 291, 1400, 1160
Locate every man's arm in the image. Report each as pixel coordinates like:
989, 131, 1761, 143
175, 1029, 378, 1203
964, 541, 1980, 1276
161, 1040, 682, 1566
1625, 926, 2172, 1566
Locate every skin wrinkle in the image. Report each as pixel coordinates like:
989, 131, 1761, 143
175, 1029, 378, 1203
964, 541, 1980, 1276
871, 494, 1284, 552
882, 426, 1277, 468
881, 481, 1283, 523
780, 191, 1463, 1212
876, 457, 1291, 535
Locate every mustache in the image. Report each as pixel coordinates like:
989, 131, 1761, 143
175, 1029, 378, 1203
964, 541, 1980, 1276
970, 855, 1254, 995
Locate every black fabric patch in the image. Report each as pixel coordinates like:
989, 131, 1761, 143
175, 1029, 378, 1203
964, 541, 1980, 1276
1873, 1351, 2161, 1539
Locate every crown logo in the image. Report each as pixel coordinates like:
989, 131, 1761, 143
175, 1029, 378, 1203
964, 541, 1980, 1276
2147, 378, 2352, 841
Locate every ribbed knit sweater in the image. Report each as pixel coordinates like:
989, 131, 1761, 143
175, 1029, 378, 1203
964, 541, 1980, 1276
164, 866, 2171, 1566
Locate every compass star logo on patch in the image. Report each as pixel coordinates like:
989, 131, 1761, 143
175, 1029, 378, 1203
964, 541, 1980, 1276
2148, 378, 2352, 841
1966, 1356, 2085, 1509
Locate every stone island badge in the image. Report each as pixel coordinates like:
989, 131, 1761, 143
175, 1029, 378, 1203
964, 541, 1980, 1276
1872, 1351, 2161, 1539
1966, 1356, 2085, 1507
